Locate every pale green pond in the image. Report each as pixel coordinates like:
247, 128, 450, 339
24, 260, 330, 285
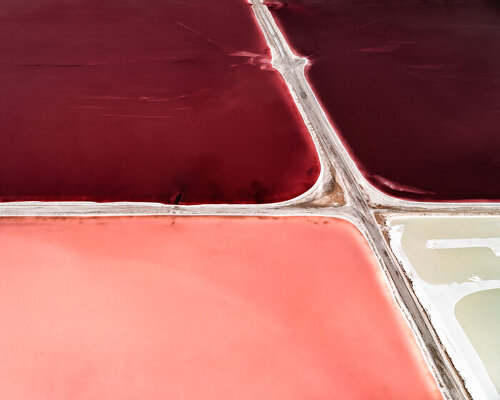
455, 289, 500, 395
391, 217, 500, 284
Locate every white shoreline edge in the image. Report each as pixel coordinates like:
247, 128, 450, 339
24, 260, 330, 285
388, 216, 500, 400
1, 2, 499, 399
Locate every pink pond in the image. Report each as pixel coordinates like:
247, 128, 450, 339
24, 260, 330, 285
268, 0, 500, 201
0, 0, 319, 204
0, 216, 439, 399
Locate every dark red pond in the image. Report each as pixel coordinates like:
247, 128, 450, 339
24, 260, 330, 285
267, 0, 500, 201
0, 0, 319, 204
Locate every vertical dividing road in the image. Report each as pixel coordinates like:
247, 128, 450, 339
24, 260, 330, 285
251, 1, 470, 399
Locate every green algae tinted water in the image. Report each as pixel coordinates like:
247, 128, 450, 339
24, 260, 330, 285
395, 217, 500, 284
455, 289, 500, 395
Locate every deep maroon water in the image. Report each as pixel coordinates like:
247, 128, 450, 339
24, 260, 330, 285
268, 0, 500, 201
0, 0, 320, 204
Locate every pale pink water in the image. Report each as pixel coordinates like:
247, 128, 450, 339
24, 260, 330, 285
0, 217, 439, 399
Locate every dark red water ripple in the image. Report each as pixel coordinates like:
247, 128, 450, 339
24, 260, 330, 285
0, 0, 320, 204
268, 0, 500, 201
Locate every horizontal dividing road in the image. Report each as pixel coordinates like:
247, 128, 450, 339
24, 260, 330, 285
1, 1, 499, 398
